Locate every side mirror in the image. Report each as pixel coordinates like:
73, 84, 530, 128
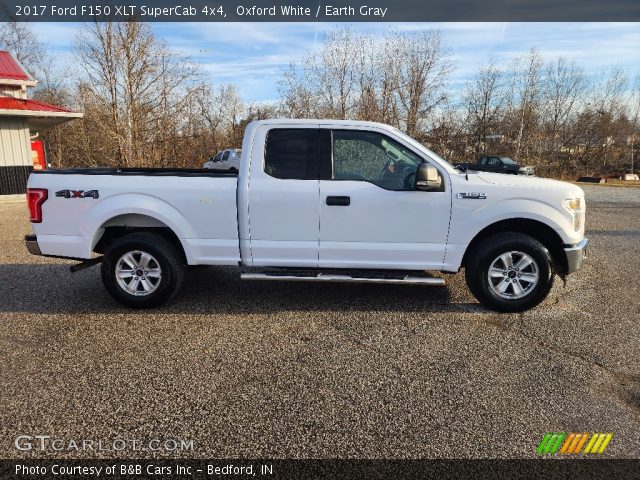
416, 163, 443, 191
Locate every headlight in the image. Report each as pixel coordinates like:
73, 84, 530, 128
564, 197, 584, 231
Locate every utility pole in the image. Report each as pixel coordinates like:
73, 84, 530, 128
632, 108, 638, 174
632, 89, 639, 174
632, 132, 635, 174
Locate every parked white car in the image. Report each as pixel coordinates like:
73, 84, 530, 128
203, 148, 241, 171
24, 119, 587, 312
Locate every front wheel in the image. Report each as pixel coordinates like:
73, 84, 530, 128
465, 233, 554, 312
101, 233, 184, 309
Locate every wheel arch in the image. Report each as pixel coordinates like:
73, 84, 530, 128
461, 218, 568, 274
93, 213, 188, 264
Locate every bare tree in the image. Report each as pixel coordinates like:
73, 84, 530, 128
279, 27, 452, 140
74, 21, 200, 167
630, 75, 640, 174
539, 58, 585, 172
392, 31, 452, 139
196, 83, 244, 152
463, 60, 505, 155
279, 63, 314, 118
309, 28, 357, 119
506, 49, 544, 160
0, 21, 44, 72
573, 68, 629, 172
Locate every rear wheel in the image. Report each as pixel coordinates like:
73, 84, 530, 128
465, 233, 554, 312
101, 233, 184, 308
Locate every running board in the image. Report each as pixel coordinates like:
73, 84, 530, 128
240, 272, 445, 286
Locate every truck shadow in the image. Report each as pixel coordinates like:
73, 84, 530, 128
0, 263, 484, 315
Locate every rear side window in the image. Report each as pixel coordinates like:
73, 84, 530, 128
264, 129, 319, 180
222, 150, 230, 161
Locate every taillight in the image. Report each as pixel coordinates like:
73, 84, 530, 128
27, 188, 48, 223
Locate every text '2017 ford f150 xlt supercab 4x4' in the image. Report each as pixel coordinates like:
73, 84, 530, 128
24, 120, 587, 312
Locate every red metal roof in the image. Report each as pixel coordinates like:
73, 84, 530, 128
0, 51, 31, 81
0, 96, 77, 114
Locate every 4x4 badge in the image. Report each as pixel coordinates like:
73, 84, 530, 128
55, 189, 99, 199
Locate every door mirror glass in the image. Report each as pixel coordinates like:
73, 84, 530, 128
416, 163, 443, 191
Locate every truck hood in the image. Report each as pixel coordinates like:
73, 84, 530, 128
476, 171, 583, 196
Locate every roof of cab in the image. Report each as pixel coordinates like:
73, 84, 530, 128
249, 118, 393, 128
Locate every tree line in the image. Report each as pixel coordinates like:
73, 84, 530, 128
1, 21, 638, 176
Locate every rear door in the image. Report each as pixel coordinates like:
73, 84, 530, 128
246, 126, 322, 267
318, 128, 451, 270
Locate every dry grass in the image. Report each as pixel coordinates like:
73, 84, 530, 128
599, 178, 640, 187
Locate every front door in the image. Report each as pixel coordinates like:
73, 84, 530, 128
319, 128, 452, 270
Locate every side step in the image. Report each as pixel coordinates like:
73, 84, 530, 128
240, 272, 445, 286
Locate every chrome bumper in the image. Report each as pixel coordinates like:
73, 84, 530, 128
25, 234, 42, 256
564, 238, 588, 274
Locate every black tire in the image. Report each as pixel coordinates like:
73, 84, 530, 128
465, 232, 554, 312
101, 232, 184, 309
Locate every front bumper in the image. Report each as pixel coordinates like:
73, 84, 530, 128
25, 234, 42, 256
563, 238, 588, 274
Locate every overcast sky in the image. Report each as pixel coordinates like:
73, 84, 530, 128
34, 22, 640, 102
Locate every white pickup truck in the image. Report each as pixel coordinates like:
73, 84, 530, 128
203, 148, 241, 171
24, 119, 587, 312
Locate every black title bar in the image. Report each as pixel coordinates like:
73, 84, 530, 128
2, 459, 640, 479
0, 0, 639, 22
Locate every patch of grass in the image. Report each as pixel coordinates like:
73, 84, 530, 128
601, 179, 640, 187
572, 179, 640, 188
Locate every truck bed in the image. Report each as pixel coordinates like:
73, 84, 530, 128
33, 168, 238, 177
27, 168, 240, 264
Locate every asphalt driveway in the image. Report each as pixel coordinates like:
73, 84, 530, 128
0, 184, 638, 459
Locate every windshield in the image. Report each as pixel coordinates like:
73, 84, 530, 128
500, 157, 516, 165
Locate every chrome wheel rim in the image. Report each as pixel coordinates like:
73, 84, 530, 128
487, 251, 539, 300
115, 250, 162, 296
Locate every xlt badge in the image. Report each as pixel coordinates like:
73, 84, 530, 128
457, 192, 487, 199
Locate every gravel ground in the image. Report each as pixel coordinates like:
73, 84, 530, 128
0, 184, 638, 459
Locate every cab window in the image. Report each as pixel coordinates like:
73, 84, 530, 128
332, 130, 422, 191
264, 129, 320, 180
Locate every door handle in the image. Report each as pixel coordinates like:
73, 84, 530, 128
326, 196, 350, 206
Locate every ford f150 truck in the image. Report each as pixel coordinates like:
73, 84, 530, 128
24, 119, 587, 312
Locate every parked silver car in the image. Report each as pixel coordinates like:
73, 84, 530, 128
203, 149, 241, 171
